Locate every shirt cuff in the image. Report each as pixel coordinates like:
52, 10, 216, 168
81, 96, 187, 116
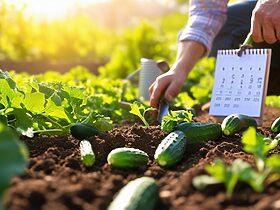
178, 28, 212, 56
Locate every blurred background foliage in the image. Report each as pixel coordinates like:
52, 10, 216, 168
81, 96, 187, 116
0, 0, 244, 107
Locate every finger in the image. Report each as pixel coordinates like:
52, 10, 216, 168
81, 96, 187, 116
164, 80, 182, 103
252, 14, 264, 43
148, 81, 155, 95
149, 79, 169, 108
276, 24, 280, 40
262, 22, 277, 44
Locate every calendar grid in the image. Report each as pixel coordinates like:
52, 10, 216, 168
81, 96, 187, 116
209, 48, 271, 124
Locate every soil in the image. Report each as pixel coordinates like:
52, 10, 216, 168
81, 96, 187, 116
4, 106, 280, 210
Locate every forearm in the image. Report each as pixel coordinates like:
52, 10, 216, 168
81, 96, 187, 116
172, 40, 206, 76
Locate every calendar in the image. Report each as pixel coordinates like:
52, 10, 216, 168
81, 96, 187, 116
209, 48, 271, 125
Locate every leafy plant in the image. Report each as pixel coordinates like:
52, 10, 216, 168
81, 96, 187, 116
0, 68, 138, 137
193, 127, 280, 197
161, 110, 193, 133
0, 123, 29, 208
129, 101, 155, 127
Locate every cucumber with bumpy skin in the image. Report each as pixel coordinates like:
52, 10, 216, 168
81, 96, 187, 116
175, 122, 222, 144
80, 140, 95, 167
271, 117, 280, 133
154, 130, 186, 167
70, 123, 99, 140
107, 148, 149, 169
221, 114, 257, 136
107, 177, 159, 210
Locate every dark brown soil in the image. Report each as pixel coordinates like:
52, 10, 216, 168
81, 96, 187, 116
4, 106, 280, 210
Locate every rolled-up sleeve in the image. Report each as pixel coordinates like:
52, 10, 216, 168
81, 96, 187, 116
179, 0, 228, 55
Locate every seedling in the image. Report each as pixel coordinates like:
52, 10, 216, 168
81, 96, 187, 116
193, 127, 280, 197
129, 101, 155, 127
161, 110, 193, 133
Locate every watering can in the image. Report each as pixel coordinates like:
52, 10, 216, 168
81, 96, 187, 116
120, 58, 169, 107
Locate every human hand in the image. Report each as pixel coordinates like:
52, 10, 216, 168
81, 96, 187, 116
251, 0, 280, 44
149, 68, 187, 109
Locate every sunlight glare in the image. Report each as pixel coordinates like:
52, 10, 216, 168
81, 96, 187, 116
7, 0, 107, 20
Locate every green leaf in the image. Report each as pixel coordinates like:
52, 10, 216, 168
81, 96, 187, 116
0, 116, 7, 126
24, 92, 45, 114
0, 70, 16, 89
242, 127, 277, 171
44, 98, 69, 121
266, 155, 280, 173
129, 101, 151, 127
192, 175, 221, 190
6, 108, 33, 137
161, 110, 193, 133
0, 123, 28, 205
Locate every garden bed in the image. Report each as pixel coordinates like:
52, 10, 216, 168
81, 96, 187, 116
4, 106, 280, 210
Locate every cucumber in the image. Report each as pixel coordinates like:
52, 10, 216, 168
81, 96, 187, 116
70, 123, 99, 140
154, 130, 186, 167
175, 122, 222, 144
80, 140, 95, 167
221, 114, 257, 136
107, 177, 159, 210
271, 117, 280, 133
107, 148, 149, 169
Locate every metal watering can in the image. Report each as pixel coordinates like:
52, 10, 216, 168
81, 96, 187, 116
120, 58, 169, 107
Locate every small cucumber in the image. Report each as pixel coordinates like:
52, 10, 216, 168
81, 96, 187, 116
221, 114, 257, 136
70, 123, 99, 140
107, 148, 149, 169
271, 117, 280, 133
107, 177, 159, 210
154, 130, 186, 167
80, 140, 95, 167
175, 122, 222, 144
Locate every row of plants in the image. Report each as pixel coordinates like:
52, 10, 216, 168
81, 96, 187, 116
1, 65, 280, 209
68, 109, 280, 209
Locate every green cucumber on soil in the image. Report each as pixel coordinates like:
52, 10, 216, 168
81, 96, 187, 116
70, 123, 99, 140
107, 147, 149, 169
79, 140, 95, 167
107, 176, 159, 210
175, 122, 222, 144
221, 114, 257, 136
271, 117, 280, 133
154, 130, 186, 167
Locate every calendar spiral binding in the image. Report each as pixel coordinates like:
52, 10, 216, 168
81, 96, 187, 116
218, 49, 268, 55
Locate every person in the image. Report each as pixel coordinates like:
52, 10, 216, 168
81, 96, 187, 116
149, 0, 280, 110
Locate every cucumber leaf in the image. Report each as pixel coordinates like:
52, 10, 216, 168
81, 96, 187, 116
0, 123, 29, 207
161, 110, 193, 133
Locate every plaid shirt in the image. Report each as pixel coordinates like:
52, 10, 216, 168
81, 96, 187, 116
179, 0, 229, 54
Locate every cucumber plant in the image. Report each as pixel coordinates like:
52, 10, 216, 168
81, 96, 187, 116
0, 123, 29, 207
129, 101, 155, 127
193, 127, 280, 197
161, 110, 193, 133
